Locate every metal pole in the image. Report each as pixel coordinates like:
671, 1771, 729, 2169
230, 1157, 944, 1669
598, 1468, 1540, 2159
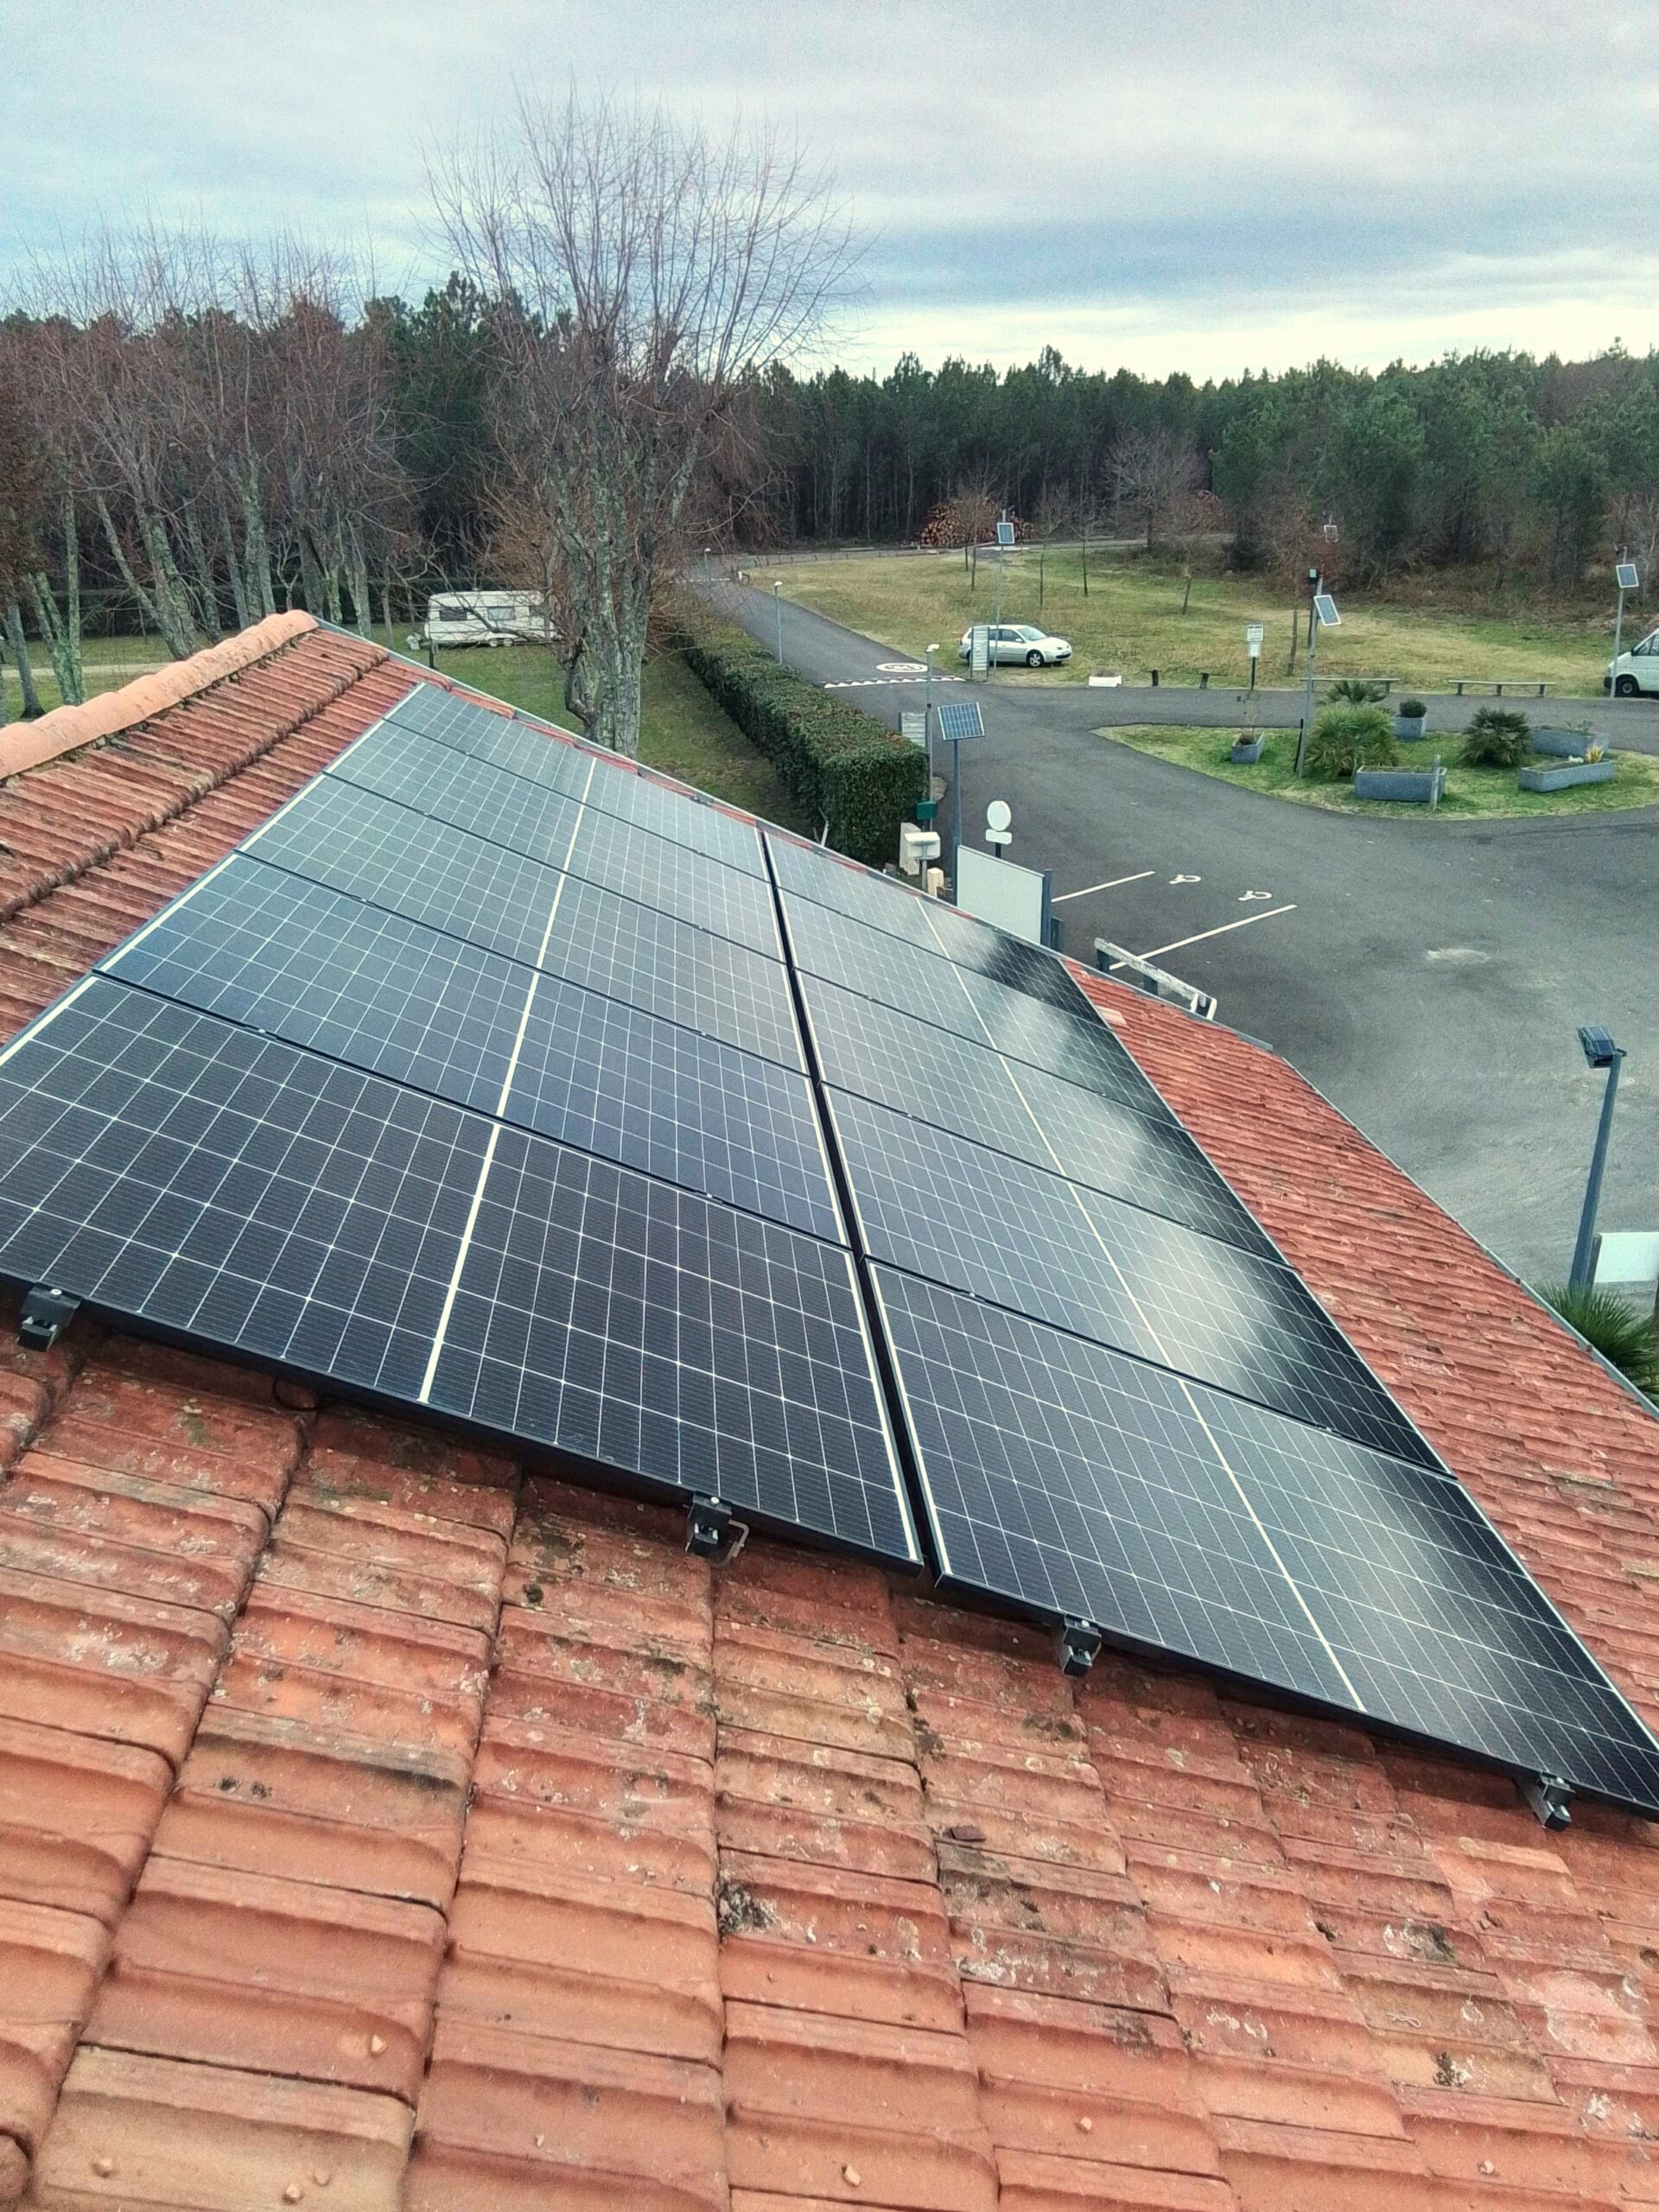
924, 645, 936, 791
772, 582, 783, 664
950, 735, 963, 891
1612, 579, 1627, 696
1294, 572, 1320, 778
1570, 1052, 1624, 1288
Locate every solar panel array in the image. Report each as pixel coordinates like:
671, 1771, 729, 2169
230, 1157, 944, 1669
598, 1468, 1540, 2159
0, 677, 1655, 1817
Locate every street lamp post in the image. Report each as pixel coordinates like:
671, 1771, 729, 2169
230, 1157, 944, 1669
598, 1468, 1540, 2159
772, 580, 784, 664
1569, 1026, 1626, 1290
1611, 558, 1640, 695
1294, 572, 1339, 778
924, 643, 939, 788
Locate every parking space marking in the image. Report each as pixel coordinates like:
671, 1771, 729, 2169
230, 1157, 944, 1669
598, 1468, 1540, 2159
1052, 868, 1155, 905
1133, 904, 1298, 961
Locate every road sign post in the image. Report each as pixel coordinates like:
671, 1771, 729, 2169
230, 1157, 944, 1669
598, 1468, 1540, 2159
985, 799, 1012, 850
1245, 622, 1264, 695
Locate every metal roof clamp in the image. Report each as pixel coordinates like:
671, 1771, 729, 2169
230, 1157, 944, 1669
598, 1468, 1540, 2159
685, 1493, 751, 1566
1058, 1617, 1103, 1678
19, 1286, 80, 1351
1522, 1773, 1573, 1831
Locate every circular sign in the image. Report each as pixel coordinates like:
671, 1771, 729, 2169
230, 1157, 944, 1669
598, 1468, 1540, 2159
986, 800, 1013, 833
877, 661, 927, 674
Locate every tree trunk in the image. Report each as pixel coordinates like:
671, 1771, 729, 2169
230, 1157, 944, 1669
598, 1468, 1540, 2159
0, 631, 9, 727
4, 601, 43, 717
1286, 604, 1299, 675
181, 503, 225, 642
215, 486, 251, 632
96, 493, 173, 650
237, 467, 276, 620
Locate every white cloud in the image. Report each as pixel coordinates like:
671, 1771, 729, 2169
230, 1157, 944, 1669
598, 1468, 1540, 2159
7, 0, 1656, 376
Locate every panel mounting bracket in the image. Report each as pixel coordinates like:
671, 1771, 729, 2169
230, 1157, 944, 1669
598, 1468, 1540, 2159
19, 1286, 79, 1352
1058, 1617, 1102, 1678
685, 1494, 749, 1566
1521, 1773, 1573, 1831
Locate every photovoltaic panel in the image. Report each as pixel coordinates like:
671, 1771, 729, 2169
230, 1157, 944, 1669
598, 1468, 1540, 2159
566, 805, 781, 957
332, 723, 585, 866
382, 688, 767, 876
249, 778, 570, 970
799, 972, 1274, 1257
0, 980, 487, 1402
769, 831, 1086, 1017
426, 1131, 912, 1558
0, 977, 913, 1563
781, 893, 1174, 1119
534, 876, 804, 1071
106, 858, 840, 1239
873, 1268, 1659, 1815
830, 1088, 1433, 1466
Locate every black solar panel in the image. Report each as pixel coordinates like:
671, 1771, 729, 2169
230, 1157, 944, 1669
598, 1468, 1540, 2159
800, 973, 1273, 1256
107, 859, 839, 1239
332, 723, 586, 865
0, 979, 910, 1560
830, 1089, 1432, 1466
382, 687, 767, 876
874, 1269, 1659, 1815
426, 1129, 909, 1557
782, 893, 1172, 1119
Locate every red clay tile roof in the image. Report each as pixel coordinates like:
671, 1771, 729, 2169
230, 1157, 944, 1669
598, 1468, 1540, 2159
2, 620, 1658, 2209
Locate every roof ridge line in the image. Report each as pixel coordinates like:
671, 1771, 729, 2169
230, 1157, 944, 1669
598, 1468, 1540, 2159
0, 612, 321, 783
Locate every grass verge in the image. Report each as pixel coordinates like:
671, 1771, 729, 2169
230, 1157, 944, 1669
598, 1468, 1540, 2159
776, 550, 1622, 695
1100, 724, 1659, 820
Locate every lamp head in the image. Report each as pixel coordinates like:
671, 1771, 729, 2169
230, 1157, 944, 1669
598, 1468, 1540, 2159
1578, 1024, 1621, 1069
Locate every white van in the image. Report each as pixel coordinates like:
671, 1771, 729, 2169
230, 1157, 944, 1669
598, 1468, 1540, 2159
420, 591, 550, 649
1605, 627, 1659, 696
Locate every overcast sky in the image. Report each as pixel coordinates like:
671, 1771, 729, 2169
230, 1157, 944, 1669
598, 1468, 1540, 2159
8, 0, 1656, 380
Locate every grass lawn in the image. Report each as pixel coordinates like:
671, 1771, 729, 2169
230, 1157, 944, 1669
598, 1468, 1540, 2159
1101, 723, 1659, 820
775, 550, 1622, 696
3, 629, 809, 833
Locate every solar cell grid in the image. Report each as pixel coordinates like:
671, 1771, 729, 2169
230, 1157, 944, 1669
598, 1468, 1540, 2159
782, 893, 1171, 1117
538, 876, 804, 1070
800, 973, 1273, 1256
830, 1089, 1431, 1466
428, 1130, 912, 1559
106, 858, 837, 1237
874, 1268, 1659, 1815
331, 724, 585, 865
383, 688, 766, 874
569, 805, 781, 956
0, 980, 485, 1402
249, 779, 569, 970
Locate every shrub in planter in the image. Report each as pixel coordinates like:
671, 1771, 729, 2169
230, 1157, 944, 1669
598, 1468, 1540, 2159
1460, 704, 1531, 768
1304, 703, 1400, 780
1326, 677, 1388, 705
1230, 733, 1265, 764
1395, 695, 1427, 740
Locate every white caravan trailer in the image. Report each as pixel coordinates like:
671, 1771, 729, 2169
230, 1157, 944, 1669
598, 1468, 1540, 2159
419, 591, 550, 648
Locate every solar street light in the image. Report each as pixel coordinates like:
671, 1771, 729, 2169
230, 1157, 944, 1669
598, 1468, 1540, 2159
1294, 575, 1339, 778
1611, 558, 1641, 693
1569, 1027, 1626, 1288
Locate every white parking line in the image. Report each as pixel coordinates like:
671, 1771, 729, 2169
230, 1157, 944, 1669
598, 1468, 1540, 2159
1052, 868, 1155, 905
1132, 904, 1298, 961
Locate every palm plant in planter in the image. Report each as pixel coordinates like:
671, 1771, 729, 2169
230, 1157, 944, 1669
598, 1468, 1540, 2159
1459, 705, 1532, 767
1395, 696, 1427, 740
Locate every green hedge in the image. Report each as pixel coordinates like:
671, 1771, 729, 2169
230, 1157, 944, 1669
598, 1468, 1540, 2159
674, 610, 925, 867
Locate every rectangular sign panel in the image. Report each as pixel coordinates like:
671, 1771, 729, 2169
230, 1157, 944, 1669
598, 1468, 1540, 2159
954, 844, 1051, 946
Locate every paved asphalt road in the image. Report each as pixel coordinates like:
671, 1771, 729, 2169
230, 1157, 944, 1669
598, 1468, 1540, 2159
707, 578, 1659, 1286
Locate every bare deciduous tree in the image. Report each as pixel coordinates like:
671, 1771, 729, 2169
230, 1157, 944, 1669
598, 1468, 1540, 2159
1108, 427, 1204, 552
434, 89, 857, 755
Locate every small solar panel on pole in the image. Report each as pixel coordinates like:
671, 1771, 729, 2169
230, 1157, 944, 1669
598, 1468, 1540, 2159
1612, 559, 1641, 694
938, 701, 984, 888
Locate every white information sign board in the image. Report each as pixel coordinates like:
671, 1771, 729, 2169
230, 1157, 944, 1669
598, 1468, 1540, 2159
1245, 622, 1265, 658
900, 709, 927, 749
955, 844, 1051, 945
969, 624, 990, 677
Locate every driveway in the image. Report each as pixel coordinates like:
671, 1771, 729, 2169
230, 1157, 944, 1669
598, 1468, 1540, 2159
705, 578, 1659, 1286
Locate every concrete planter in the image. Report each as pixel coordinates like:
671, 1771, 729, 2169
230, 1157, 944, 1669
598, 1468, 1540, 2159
1230, 736, 1265, 764
1395, 713, 1427, 741
1529, 728, 1599, 760
1517, 760, 1615, 792
1354, 763, 1444, 805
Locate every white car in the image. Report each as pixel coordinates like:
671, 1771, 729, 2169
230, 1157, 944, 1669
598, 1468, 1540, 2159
957, 623, 1073, 668
1605, 626, 1659, 696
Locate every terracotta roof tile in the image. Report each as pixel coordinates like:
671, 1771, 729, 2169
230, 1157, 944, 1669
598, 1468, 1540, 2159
5, 624, 1659, 2201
